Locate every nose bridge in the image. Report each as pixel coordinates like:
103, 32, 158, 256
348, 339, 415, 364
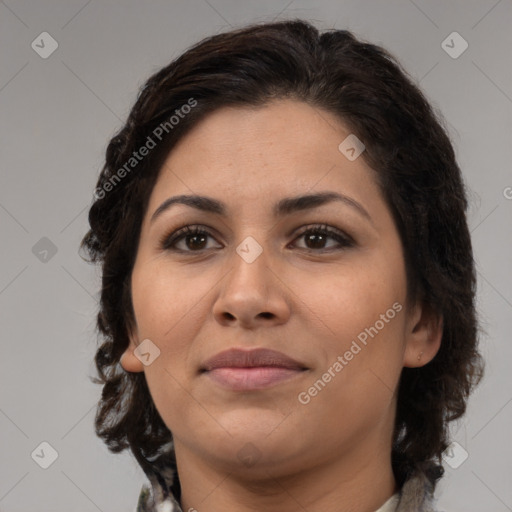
212, 232, 289, 326
229, 233, 271, 295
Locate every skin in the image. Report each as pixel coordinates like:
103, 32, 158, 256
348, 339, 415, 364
120, 99, 442, 512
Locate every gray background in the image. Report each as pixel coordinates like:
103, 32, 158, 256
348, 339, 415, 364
1, 1, 511, 511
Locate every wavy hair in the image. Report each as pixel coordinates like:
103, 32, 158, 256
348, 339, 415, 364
80, 19, 484, 490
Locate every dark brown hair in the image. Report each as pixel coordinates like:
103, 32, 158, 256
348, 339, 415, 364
80, 19, 484, 490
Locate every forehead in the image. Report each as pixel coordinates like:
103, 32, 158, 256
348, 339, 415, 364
146, 99, 383, 219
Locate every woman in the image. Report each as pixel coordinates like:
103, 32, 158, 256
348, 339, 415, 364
80, 19, 484, 512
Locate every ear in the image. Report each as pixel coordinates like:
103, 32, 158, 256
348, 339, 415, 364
120, 332, 145, 373
403, 300, 443, 368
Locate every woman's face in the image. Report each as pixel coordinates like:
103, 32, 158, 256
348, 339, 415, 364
121, 99, 440, 479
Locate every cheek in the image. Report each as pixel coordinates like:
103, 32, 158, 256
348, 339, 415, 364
294, 269, 405, 445
129, 259, 213, 413
296, 257, 406, 397
131, 260, 209, 341
304, 256, 405, 340
130, 262, 210, 430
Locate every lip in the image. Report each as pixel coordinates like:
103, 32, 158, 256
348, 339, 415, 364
200, 348, 308, 391
201, 347, 307, 371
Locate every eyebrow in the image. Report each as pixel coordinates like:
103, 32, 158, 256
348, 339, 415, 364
150, 191, 373, 225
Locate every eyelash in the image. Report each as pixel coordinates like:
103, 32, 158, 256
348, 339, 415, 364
158, 223, 355, 254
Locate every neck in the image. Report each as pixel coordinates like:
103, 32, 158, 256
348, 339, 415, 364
173, 435, 397, 512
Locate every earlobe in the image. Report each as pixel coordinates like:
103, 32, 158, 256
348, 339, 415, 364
120, 338, 145, 373
403, 301, 443, 368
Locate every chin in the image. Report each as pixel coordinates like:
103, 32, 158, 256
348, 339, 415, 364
214, 407, 294, 437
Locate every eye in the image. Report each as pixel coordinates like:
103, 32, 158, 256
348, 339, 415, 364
159, 223, 354, 253
290, 224, 354, 251
159, 225, 221, 252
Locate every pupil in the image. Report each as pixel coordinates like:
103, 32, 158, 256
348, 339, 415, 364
307, 233, 325, 249
188, 234, 206, 250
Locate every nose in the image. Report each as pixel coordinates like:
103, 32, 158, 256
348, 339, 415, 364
212, 240, 291, 329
